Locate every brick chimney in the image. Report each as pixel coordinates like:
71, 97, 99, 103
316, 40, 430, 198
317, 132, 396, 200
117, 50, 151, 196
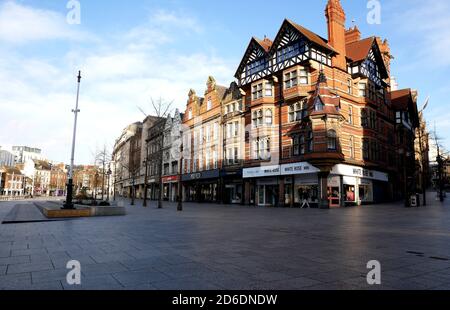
376, 37, 393, 77
325, 0, 347, 71
345, 26, 361, 45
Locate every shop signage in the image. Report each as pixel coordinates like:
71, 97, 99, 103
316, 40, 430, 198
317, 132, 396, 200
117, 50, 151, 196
182, 169, 220, 182
162, 175, 179, 183
243, 165, 280, 178
331, 164, 388, 182
221, 169, 242, 177
280, 162, 320, 176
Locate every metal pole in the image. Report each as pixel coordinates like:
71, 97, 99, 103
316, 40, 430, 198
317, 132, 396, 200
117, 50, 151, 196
64, 71, 81, 209
143, 142, 149, 207
178, 135, 183, 211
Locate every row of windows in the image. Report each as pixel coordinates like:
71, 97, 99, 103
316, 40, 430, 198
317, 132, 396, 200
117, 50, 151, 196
253, 137, 271, 161
225, 100, 243, 115
285, 69, 308, 89
190, 151, 219, 173
361, 109, 378, 130
292, 131, 313, 156
226, 122, 240, 139
252, 109, 273, 128
252, 81, 273, 100
288, 100, 308, 122
225, 147, 240, 165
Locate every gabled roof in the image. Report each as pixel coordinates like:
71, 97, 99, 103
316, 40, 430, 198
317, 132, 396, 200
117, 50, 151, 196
391, 88, 419, 127
346, 36, 389, 79
216, 85, 228, 101
234, 37, 272, 79
283, 19, 336, 54
391, 89, 413, 110
346, 37, 374, 62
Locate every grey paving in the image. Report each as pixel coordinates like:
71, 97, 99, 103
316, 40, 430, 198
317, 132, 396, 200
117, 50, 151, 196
2, 204, 52, 224
0, 196, 450, 290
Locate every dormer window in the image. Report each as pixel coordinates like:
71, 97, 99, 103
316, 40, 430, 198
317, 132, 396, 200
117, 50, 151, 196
314, 97, 324, 111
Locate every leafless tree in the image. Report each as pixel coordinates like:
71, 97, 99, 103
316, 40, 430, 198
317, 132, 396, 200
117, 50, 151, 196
94, 145, 111, 201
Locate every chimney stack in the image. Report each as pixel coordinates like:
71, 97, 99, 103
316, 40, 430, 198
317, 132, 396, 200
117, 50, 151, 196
325, 0, 347, 71
345, 26, 361, 45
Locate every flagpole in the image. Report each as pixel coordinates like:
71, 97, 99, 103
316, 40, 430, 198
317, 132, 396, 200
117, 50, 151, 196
64, 71, 82, 209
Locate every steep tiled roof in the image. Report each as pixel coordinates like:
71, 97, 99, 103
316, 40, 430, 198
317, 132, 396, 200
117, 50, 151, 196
216, 85, 228, 101
254, 37, 273, 52
286, 19, 336, 53
391, 89, 412, 110
346, 37, 374, 62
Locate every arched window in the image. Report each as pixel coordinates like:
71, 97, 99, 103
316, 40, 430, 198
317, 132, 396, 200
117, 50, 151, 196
327, 130, 337, 151
265, 109, 273, 125
188, 108, 193, 120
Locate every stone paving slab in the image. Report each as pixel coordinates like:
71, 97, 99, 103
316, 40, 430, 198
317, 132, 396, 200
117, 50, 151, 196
2, 204, 55, 224
1, 196, 450, 290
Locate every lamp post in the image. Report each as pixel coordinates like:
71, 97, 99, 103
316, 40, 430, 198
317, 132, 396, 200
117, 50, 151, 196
143, 141, 149, 207
64, 70, 82, 210
107, 167, 112, 202
177, 132, 184, 212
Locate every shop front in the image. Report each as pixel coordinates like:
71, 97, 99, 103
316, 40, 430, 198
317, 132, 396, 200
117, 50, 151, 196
329, 164, 389, 206
181, 170, 220, 203
243, 165, 280, 207
162, 175, 179, 202
281, 162, 321, 208
221, 169, 243, 204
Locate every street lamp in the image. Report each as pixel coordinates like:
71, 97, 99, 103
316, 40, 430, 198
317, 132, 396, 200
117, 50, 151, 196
64, 70, 82, 210
143, 141, 150, 207
107, 167, 112, 202
177, 132, 184, 212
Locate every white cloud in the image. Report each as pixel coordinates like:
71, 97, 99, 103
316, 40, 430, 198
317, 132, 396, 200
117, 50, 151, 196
0, 4, 234, 164
393, 0, 450, 67
0, 1, 92, 44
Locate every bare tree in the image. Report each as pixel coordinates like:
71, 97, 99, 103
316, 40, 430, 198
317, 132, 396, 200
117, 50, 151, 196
94, 145, 111, 201
138, 97, 173, 209
431, 124, 448, 202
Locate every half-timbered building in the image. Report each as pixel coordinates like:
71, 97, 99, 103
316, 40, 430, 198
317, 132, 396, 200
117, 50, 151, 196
233, 0, 419, 208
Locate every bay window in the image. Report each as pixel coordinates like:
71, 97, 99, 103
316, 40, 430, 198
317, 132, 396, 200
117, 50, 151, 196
252, 83, 263, 100
327, 130, 337, 151
285, 70, 298, 89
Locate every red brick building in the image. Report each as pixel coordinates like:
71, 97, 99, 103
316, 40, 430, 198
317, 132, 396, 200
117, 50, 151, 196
232, 0, 419, 207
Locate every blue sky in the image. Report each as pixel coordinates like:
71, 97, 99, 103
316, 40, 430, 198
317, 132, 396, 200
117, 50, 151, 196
0, 0, 449, 164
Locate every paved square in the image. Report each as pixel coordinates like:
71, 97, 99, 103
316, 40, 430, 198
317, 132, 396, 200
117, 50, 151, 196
1, 195, 450, 290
